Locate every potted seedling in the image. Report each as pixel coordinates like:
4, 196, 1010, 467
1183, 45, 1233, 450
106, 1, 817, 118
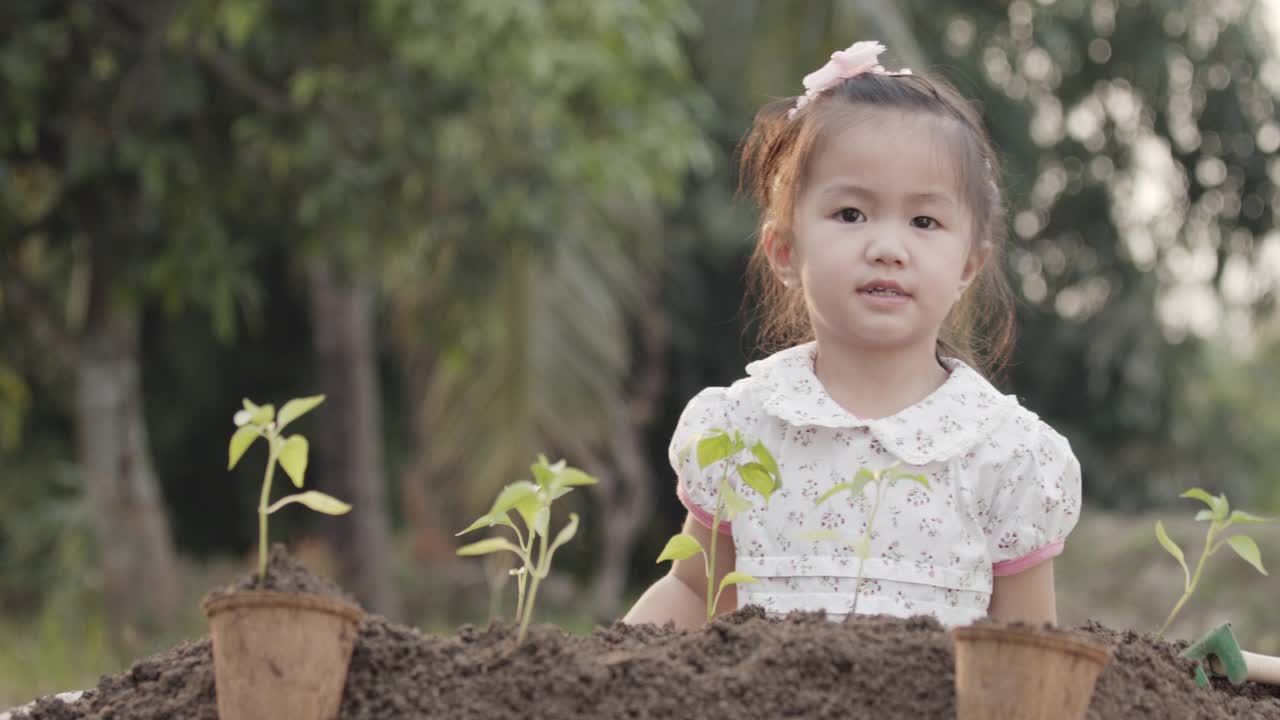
455, 455, 597, 643
201, 396, 360, 720
656, 429, 781, 620
1154, 488, 1280, 687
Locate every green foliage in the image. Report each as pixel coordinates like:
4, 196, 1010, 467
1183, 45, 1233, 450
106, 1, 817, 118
0, 364, 29, 452
456, 455, 598, 643
228, 395, 351, 580
657, 429, 780, 620
0, 0, 265, 346
1155, 488, 1275, 638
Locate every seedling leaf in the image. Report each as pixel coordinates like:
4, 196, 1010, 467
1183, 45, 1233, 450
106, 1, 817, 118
553, 467, 598, 490
738, 462, 776, 501
491, 481, 540, 530
228, 426, 259, 470
1180, 488, 1216, 508
750, 440, 779, 479
251, 403, 275, 426
532, 506, 550, 539
851, 467, 876, 494
530, 455, 558, 489
276, 395, 325, 431
1227, 535, 1267, 575
886, 466, 929, 489
268, 491, 351, 515
1228, 511, 1273, 525
1195, 510, 1214, 523
905, 473, 930, 490
816, 482, 855, 506
722, 483, 753, 516
457, 537, 524, 557
718, 571, 758, 593
657, 533, 704, 563
456, 514, 508, 536
548, 513, 580, 555
1155, 520, 1189, 585
278, 435, 309, 488
697, 431, 733, 469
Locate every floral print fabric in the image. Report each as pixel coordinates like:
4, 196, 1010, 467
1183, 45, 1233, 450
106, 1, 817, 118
670, 342, 1081, 627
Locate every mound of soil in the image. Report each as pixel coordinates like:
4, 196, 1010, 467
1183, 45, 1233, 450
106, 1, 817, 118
13, 552, 1280, 719
205, 543, 357, 604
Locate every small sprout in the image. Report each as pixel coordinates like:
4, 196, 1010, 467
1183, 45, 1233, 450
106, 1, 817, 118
456, 455, 597, 643
810, 463, 930, 615
657, 429, 782, 621
227, 395, 351, 582
1155, 488, 1275, 639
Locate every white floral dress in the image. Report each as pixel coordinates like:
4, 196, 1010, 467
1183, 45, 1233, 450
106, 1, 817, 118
672, 342, 1081, 627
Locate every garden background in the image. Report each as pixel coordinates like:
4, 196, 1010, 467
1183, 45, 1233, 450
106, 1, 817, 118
4, 0, 1280, 706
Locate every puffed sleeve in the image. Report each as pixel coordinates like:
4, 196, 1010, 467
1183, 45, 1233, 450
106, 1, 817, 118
670, 387, 739, 537
979, 417, 1082, 576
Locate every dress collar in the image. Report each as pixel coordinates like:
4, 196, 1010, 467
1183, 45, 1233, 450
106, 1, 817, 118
744, 342, 1016, 465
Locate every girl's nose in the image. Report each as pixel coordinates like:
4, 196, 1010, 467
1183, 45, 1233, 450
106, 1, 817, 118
864, 227, 908, 266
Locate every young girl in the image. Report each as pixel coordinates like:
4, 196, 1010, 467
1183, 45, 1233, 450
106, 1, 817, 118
625, 41, 1080, 629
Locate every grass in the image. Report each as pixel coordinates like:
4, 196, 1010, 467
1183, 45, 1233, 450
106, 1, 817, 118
0, 604, 122, 708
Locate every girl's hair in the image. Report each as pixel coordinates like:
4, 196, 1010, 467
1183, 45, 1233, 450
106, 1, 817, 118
739, 70, 1016, 377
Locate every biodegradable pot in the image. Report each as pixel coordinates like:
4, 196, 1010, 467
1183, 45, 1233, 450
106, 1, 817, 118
952, 625, 1112, 720
202, 590, 363, 720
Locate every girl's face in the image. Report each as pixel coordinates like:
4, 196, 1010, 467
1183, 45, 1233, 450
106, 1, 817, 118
768, 110, 986, 358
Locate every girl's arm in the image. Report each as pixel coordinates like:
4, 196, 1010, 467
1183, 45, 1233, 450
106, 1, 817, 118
623, 512, 738, 628
987, 557, 1058, 625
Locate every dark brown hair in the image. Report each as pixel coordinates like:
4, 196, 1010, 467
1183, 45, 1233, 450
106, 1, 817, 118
739, 70, 1016, 377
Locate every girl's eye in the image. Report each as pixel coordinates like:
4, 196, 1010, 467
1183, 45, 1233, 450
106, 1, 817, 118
912, 216, 940, 229
836, 207, 865, 223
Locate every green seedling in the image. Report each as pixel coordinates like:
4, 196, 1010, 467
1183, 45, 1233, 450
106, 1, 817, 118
1155, 488, 1275, 639
227, 395, 353, 582
656, 429, 781, 621
799, 463, 930, 615
456, 455, 598, 643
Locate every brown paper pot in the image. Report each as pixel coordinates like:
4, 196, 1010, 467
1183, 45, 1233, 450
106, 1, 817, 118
202, 590, 363, 720
952, 625, 1112, 720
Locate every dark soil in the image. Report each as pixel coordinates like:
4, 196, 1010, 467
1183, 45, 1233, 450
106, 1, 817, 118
203, 543, 357, 604
15, 552, 1280, 719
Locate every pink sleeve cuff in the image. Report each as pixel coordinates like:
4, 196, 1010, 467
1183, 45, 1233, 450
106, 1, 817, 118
992, 540, 1064, 576
677, 479, 732, 536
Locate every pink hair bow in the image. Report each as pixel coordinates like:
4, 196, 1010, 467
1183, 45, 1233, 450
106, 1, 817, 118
788, 41, 912, 118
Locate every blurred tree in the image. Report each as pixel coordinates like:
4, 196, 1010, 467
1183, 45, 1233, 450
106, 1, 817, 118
0, 0, 265, 640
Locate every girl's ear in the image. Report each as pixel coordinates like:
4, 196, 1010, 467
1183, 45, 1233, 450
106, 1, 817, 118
764, 223, 800, 288
957, 241, 991, 297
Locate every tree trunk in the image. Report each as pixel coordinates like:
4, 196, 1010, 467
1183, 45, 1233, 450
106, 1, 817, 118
587, 400, 655, 621
74, 301, 179, 646
398, 347, 460, 565
307, 258, 400, 620
589, 287, 665, 621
